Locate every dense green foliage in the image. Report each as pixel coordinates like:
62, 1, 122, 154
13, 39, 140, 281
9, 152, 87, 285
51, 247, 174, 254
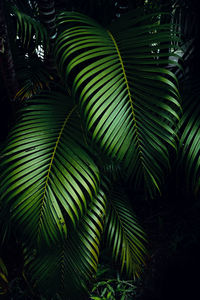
0, 0, 200, 299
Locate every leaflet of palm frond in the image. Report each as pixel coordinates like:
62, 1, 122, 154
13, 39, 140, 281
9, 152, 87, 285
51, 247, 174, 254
10, 5, 48, 51
104, 186, 147, 279
25, 189, 106, 298
55, 11, 181, 196
178, 79, 200, 194
0, 91, 100, 247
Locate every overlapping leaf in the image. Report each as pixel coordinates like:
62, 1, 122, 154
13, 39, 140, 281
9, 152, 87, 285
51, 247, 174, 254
178, 80, 200, 194
26, 189, 106, 298
15, 55, 53, 100
104, 187, 147, 279
55, 11, 181, 195
11, 5, 48, 50
0, 91, 100, 247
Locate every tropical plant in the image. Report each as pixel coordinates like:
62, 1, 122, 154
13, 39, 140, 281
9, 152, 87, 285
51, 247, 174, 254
90, 278, 137, 300
2, 0, 200, 299
90, 263, 138, 300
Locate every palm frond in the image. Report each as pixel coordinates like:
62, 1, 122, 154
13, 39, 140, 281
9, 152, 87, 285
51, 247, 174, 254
178, 79, 200, 194
104, 187, 147, 279
55, 11, 181, 196
9, 0, 39, 17
26, 189, 106, 298
11, 5, 48, 51
15, 55, 53, 100
0, 91, 100, 247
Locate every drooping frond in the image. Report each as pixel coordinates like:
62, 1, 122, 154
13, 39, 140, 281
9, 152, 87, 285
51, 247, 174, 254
55, 11, 181, 196
104, 187, 147, 279
26, 189, 107, 299
11, 5, 48, 50
178, 79, 200, 194
0, 91, 100, 247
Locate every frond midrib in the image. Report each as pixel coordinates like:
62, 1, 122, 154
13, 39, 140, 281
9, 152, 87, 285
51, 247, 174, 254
108, 199, 134, 270
37, 105, 77, 242
107, 30, 144, 161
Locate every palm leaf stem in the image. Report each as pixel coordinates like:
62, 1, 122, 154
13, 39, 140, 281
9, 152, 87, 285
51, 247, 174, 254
37, 105, 77, 243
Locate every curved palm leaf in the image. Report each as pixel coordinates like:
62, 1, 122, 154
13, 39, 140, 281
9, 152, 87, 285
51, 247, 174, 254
11, 5, 48, 50
55, 11, 181, 196
0, 91, 100, 247
178, 79, 200, 194
104, 187, 147, 279
15, 55, 53, 100
26, 189, 106, 298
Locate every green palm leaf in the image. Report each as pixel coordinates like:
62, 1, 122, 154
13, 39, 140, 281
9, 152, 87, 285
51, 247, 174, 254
178, 80, 200, 194
26, 189, 106, 298
11, 5, 48, 50
55, 11, 181, 195
0, 91, 100, 247
104, 187, 147, 279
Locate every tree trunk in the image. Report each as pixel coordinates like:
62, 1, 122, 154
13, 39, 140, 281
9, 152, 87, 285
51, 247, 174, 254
0, 0, 18, 101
